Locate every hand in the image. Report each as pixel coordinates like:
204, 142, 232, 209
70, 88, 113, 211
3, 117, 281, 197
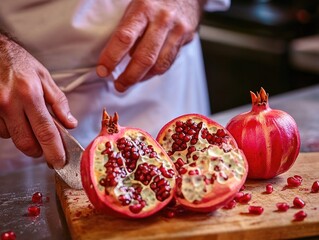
0, 35, 78, 169
96, 0, 205, 92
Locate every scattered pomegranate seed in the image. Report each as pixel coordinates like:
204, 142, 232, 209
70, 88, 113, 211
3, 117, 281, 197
238, 193, 252, 204
240, 185, 246, 191
293, 197, 306, 208
276, 202, 290, 212
222, 199, 237, 210
164, 210, 175, 218
287, 175, 303, 188
1, 231, 16, 240
234, 191, 244, 202
31, 191, 43, 203
293, 210, 307, 221
28, 205, 41, 216
265, 183, 273, 194
248, 206, 264, 215
310, 180, 319, 193
163, 205, 185, 218
294, 175, 303, 181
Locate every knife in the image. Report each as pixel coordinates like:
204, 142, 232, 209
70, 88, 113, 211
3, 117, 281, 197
52, 118, 84, 189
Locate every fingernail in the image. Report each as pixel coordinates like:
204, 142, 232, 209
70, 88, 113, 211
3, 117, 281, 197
114, 81, 127, 92
47, 162, 53, 169
53, 157, 66, 170
97, 65, 108, 77
53, 163, 64, 170
67, 112, 77, 123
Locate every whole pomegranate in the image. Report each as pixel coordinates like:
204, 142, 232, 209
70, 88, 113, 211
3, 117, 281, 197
157, 114, 248, 212
226, 88, 300, 179
81, 109, 177, 218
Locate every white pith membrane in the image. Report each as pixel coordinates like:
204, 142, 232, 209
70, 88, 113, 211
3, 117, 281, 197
159, 118, 246, 205
179, 147, 245, 203
92, 131, 175, 214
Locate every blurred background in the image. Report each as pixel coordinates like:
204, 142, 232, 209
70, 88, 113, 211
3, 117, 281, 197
200, 0, 319, 114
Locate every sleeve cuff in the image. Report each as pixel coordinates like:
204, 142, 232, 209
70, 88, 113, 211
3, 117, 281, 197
204, 0, 230, 12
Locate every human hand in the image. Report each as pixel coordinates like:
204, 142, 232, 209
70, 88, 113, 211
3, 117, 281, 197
96, 0, 205, 92
0, 35, 78, 169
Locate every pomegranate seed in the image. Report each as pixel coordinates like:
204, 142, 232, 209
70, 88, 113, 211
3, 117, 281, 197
222, 199, 237, 209
293, 210, 307, 221
293, 197, 306, 208
28, 205, 41, 216
129, 204, 143, 214
164, 210, 175, 218
287, 175, 302, 188
238, 193, 252, 204
240, 185, 246, 191
276, 202, 290, 212
1, 231, 16, 240
310, 180, 319, 193
31, 191, 43, 203
248, 206, 264, 215
265, 183, 273, 194
216, 128, 227, 137
234, 191, 244, 202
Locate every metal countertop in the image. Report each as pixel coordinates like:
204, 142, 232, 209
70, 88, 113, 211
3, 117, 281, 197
0, 164, 70, 239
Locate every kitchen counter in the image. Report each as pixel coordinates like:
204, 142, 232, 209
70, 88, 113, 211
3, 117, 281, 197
1, 85, 319, 239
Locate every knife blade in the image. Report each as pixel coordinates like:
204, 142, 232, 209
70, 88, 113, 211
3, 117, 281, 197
52, 118, 84, 189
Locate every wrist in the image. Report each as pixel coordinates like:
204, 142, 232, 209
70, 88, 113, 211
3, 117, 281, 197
0, 29, 12, 42
0, 31, 14, 52
199, 0, 208, 8
0, 30, 20, 50
0, 31, 23, 65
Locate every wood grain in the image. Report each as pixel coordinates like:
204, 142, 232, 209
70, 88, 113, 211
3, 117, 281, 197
55, 152, 319, 240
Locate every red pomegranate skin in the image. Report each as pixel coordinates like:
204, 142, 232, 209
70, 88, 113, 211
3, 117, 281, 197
226, 88, 300, 179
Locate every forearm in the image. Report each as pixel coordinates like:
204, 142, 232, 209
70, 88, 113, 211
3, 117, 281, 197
191, 0, 224, 29
0, 31, 10, 49
0, 29, 15, 45
0, 29, 24, 54
0, 30, 23, 67
174, 0, 207, 32
0, 31, 12, 65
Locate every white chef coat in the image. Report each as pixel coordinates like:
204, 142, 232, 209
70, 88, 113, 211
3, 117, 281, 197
0, 0, 229, 173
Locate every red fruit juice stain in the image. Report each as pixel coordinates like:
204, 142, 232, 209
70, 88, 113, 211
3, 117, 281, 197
75, 211, 82, 218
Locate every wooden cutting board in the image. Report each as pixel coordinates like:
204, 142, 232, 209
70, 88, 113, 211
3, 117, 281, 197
55, 152, 319, 240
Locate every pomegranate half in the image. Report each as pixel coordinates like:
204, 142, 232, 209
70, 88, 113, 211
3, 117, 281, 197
81, 109, 176, 218
157, 114, 248, 212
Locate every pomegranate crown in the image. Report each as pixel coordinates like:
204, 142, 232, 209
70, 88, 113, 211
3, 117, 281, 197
102, 109, 119, 134
250, 87, 269, 106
